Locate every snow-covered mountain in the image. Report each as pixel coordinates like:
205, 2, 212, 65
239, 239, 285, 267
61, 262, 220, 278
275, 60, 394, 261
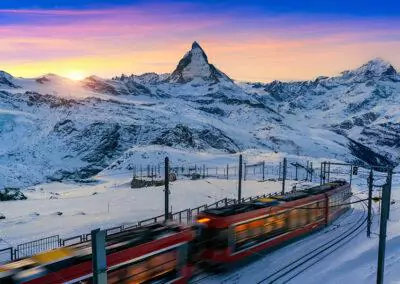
166, 41, 232, 84
0, 42, 398, 188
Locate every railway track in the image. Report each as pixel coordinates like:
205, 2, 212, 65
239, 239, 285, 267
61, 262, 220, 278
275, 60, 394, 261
256, 195, 368, 284
192, 195, 368, 284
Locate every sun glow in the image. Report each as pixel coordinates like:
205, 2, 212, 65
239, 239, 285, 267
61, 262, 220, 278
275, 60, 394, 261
66, 70, 85, 81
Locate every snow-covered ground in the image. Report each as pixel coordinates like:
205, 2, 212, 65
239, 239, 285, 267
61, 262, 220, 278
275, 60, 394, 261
0, 176, 306, 248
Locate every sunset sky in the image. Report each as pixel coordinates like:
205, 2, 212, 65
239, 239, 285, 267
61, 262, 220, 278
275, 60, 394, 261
1, 0, 399, 82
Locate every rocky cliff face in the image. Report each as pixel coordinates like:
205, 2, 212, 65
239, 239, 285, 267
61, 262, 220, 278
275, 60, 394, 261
166, 41, 233, 84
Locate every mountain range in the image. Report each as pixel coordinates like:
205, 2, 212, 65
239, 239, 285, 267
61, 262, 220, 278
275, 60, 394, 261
0, 41, 399, 188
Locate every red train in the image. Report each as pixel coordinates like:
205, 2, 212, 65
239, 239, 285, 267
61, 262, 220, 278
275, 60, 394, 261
0, 181, 351, 283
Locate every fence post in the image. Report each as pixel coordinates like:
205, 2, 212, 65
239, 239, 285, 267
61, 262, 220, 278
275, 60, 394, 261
238, 155, 243, 203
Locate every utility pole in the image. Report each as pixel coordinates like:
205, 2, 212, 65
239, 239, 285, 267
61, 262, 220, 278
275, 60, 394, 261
387, 169, 393, 220
349, 165, 353, 187
320, 162, 323, 185
367, 169, 373, 238
306, 161, 309, 181
238, 154, 243, 203
281, 158, 287, 195
327, 162, 330, 182
377, 183, 390, 284
262, 161, 265, 181
164, 157, 170, 221
91, 229, 107, 284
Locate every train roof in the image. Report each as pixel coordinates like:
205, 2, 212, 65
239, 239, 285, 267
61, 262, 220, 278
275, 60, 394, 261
200, 181, 348, 218
202, 199, 280, 217
303, 181, 346, 195
269, 191, 309, 202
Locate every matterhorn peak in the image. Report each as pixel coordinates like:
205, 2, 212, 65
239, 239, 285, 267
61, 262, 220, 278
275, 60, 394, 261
166, 41, 232, 84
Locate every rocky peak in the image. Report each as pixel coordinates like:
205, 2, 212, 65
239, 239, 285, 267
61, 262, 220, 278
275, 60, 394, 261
0, 70, 18, 88
341, 58, 397, 80
166, 41, 232, 84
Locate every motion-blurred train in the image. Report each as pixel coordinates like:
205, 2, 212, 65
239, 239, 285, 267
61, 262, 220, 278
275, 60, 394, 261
0, 181, 351, 283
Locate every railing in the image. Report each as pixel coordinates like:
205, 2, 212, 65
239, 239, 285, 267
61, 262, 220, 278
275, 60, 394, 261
15, 235, 60, 259
61, 235, 84, 246
0, 247, 13, 264
138, 214, 165, 226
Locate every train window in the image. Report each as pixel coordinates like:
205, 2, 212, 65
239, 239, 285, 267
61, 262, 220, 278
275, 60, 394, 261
288, 209, 299, 230
249, 219, 265, 238
202, 228, 229, 249
107, 250, 178, 284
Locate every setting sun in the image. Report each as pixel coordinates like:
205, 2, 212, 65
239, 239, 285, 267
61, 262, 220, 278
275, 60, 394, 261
66, 71, 85, 81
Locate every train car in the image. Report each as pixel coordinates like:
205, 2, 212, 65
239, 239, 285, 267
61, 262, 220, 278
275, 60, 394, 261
195, 181, 351, 266
0, 223, 194, 284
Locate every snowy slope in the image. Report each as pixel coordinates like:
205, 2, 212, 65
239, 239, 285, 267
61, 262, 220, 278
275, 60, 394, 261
0, 42, 399, 188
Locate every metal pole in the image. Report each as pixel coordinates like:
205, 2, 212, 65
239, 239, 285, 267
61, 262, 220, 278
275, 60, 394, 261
349, 165, 353, 187
327, 162, 330, 182
295, 165, 298, 181
262, 161, 265, 181
281, 158, 287, 195
310, 162, 313, 182
244, 163, 247, 181
238, 155, 243, 203
278, 162, 282, 180
387, 169, 393, 220
164, 157, 170, 221
367, 169, 373, 238
306, 161, 309, 180
203, 164, 205, 179
377, 183, 390, 284
226, 164, 229, 180
320, 162, 323, 185
91, 229, 107, 284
